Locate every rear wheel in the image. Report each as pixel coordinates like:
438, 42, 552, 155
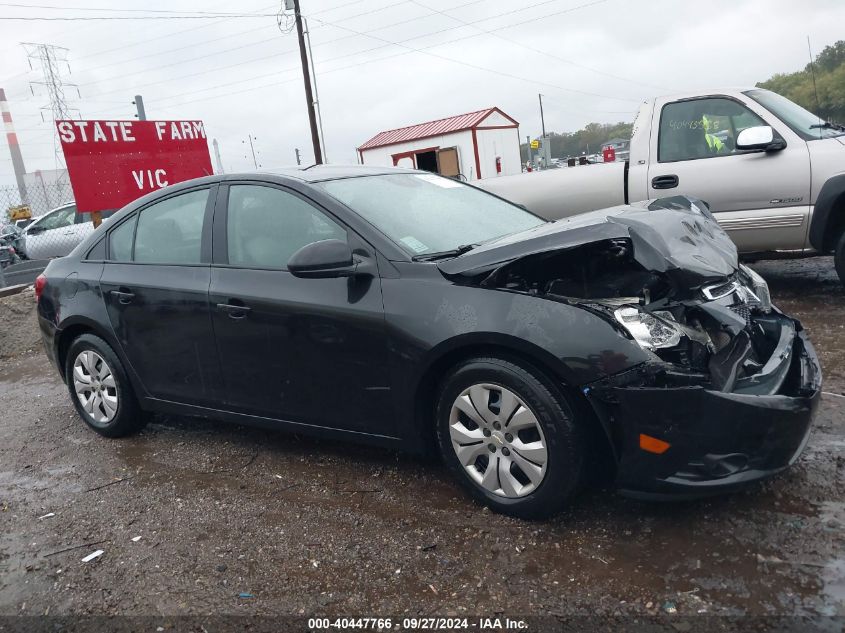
435, 357, 584, 519
835, 230, 845, 286
65, 334, 146, 438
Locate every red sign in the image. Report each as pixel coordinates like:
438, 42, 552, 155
602, 145, 616, 163
56, 120, 213, 213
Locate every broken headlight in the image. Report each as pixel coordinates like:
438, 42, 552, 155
613, 306, 683, 350
738, 264, 772, 313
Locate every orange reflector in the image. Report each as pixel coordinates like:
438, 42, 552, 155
639, 434, 671, 454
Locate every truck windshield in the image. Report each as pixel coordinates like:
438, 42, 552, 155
745, 89, 844, 141
316, 173, 546, 258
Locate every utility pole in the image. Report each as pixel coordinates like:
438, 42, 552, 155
538, 94, 547, 139
538, 94, 552, 169
133, 94, 146, 120
243, 135, 258, 169
525, 134, 532, 171
304, 17, 327, 162
295, 148, 302, 165
212, 138, 224, 174
293, 0, 323, 164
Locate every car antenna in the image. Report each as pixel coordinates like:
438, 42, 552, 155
302, 163, 319, 170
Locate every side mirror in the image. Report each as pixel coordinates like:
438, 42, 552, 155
288, 239, 357, 278
26, 225, 45, 235
736, 126, 785, 152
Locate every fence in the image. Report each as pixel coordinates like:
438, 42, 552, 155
1, 181, 90, 264
1, 180, 74, 219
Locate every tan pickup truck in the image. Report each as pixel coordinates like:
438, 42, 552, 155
479, 88, 845, 283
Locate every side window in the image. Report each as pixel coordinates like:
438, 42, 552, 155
134, 189, 209, 264
38, 206, 76, 231
659, 98, 767, 162
227, 185, 346, 269
108, 216, 136, 262
86, 238, 106, 260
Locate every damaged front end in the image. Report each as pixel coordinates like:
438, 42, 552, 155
439, 196, 823, 498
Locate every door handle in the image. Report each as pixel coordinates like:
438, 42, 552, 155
652, 174, 679, 189
110, 290, 135, 305
217, 302, 251, 319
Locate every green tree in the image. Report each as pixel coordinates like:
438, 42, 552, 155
520, 121, 634, 163
757, 40, 845, 123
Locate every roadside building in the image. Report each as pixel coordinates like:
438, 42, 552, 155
357, 107, 521, 181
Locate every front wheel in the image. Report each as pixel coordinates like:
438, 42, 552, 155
65, 334, 146, 438
435, 357, 584, 519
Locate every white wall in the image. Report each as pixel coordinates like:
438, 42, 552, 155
360, 130, 478, 179
475, 127, 521, 179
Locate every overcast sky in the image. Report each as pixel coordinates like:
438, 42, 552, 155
1, 0, 844, 185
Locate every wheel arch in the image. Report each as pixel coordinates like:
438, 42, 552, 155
809, 173, 845, 252
55, 317, 135, 389
411, 334, 616, 474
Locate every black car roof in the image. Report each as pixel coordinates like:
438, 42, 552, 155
245, 164, 420, 183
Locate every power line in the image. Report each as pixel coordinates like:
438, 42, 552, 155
407, 0, 668, 93
91, 0, 640, 118
83, 0, 630, 107
0, 2, 278, 15
73, 4, 278, 61
72, 0, 416, 91
304, 0, 640, 104
0, 15, 278, 21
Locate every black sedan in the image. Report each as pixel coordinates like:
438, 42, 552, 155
35, 166, 821, 518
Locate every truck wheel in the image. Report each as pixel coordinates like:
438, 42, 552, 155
435, 357, 585, 519
836, 231, 845, 286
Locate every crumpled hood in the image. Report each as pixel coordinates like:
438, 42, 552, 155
438, 196, 738, 288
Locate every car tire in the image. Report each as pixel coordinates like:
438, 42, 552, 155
65, 333, 146, 438
835, 230, 845, 286
435, 357, 584, 519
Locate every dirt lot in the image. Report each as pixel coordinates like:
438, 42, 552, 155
0, 258, 842, 628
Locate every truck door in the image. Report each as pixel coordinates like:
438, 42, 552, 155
647, 96, 811, 253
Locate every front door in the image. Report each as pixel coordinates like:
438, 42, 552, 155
99, 187, 221, 406
647, 96, 811, 252
208, 183, 392, 435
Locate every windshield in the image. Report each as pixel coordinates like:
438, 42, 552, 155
745, 89, 844, 140
316, 173, 545, 257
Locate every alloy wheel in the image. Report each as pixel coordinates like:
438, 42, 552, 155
72, 350, 118, 424
448, 383, 548, 498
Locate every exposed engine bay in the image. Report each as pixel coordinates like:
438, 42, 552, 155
439, 196, 802, 396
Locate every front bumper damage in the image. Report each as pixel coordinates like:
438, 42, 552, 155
585, 312, 822, 499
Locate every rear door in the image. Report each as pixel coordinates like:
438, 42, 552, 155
647, 96, 811, 252
208, 182, 392, 435
99, 186, 222, 406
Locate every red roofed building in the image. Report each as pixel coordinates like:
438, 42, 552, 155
357, 107, 521, 181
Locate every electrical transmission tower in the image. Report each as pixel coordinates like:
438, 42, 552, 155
22, 42, 80, 171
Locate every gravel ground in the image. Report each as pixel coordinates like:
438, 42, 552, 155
0, 286, 38, 359
0, 257, 842, 627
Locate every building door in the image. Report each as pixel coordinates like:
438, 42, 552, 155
436, 147, 460, 177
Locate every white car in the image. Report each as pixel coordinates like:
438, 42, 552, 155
19, 203, 112, 260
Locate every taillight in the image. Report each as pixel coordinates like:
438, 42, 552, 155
34, 274, 47, 302
8, 247, 14, 255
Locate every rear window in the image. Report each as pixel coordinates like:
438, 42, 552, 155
108, 216, 136, 262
